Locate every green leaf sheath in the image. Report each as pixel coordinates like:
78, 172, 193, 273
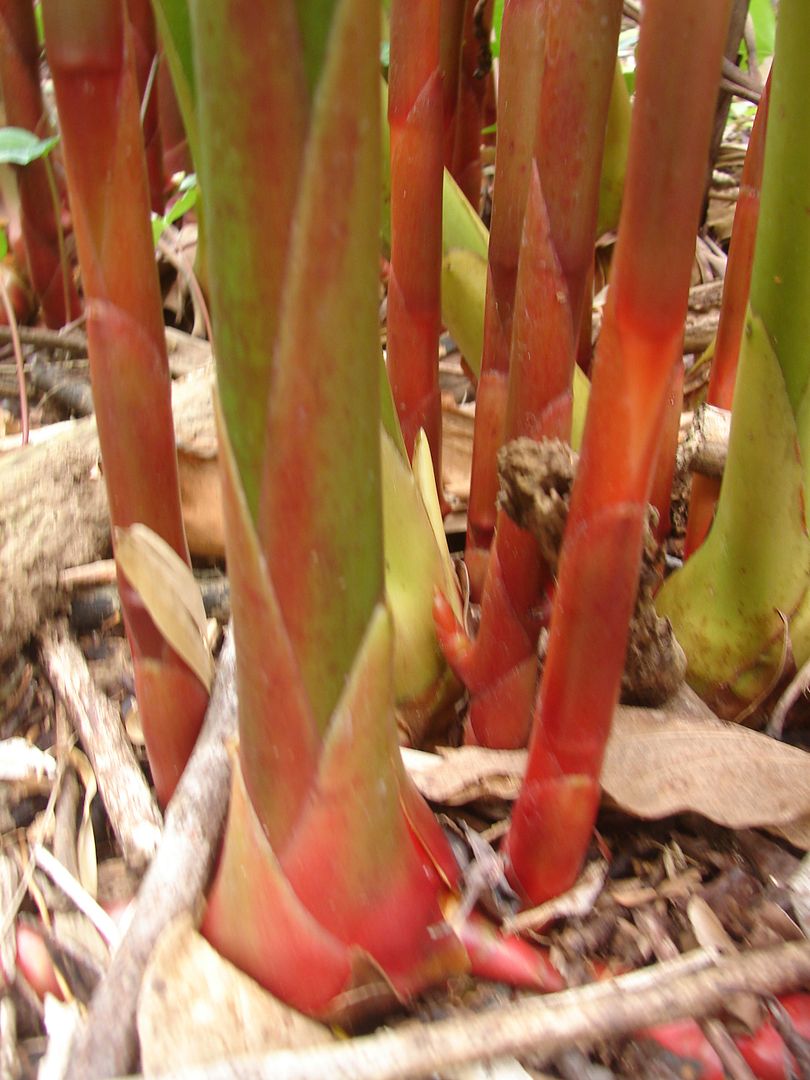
684, 76, 769, 557
506, 0, 731, 904
191, 1, 308, 521
750, 5, 810, 442
150, 0, 199, 168
657, 1, 810, 715
257, 4, 384, 732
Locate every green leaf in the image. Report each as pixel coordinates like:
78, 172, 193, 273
152, 175, 199, 244
491, 0, 504, 58
34, 2, 45, 47
114, 524, 215, 692
0, 229, 8, 261
749, 0, 776, 60
0, 127, 58, 165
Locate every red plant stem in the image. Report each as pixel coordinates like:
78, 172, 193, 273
440, 0, 465, 165
534, 0, 622, 338
387, 0, 444, 495
439, 2, 620, 749
506, 0, 732, 904
450, 0, 491, 208
640, 993, 810, 1080
684, 74, 770, 557
439, 166, 576, 749
0, 0, 81, 328
43, 0, 207, 804
125, 0, 165, 215
464, 0, 547, 597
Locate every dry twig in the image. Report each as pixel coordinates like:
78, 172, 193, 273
39, 620, 162, 872
64, 630, 236, 1080
111, 941, 810, 1080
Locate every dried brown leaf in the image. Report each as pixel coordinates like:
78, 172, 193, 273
114, 524, 214, 691
401, 746, 525, 804
602, 708, 810, 849
138, 914, 333, 1075
403, 707, 810, 849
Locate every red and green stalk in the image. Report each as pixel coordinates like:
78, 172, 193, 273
42, 0, 208, 804
437, 0, 621, 749
506, 0, 732, 904
125, 0, 164, 215
0, 0, 80, 327
684, 75, 770, 558
192, 0, 559, 1017
656, 0, 810, 717
387, 0, 444, 496
463, 0, 547, 598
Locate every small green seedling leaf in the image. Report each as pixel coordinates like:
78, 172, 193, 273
0, 229, 8, 260
114, 524, 214, 692
0, 127, 58, 165
152, 174, 198, 245
749, 0, 776, 60
491, 0, 504, 58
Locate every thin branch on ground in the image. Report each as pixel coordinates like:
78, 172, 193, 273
39, 620, 163, 872
64, 629, 236, 1080
113, 942, 810, 1080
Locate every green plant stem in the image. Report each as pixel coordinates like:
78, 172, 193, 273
684, 74, 769, 557
657, 1, 810, 717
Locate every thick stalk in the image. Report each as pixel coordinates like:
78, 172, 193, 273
42, 0, 208, 803
506, 0, 731, 903
194, 0, 463, 1016
196, 0, 561, 1014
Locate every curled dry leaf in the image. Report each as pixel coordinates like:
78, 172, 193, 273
403, 707, 810, 849
401, 746, 525, 804
113, 524, 214, 692
137, 913, 333, 1075
601, 708, 810, 849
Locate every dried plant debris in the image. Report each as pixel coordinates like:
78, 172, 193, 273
138, 914, 333, 1075
403, 706, 810, 849
498, 437, 687, 706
